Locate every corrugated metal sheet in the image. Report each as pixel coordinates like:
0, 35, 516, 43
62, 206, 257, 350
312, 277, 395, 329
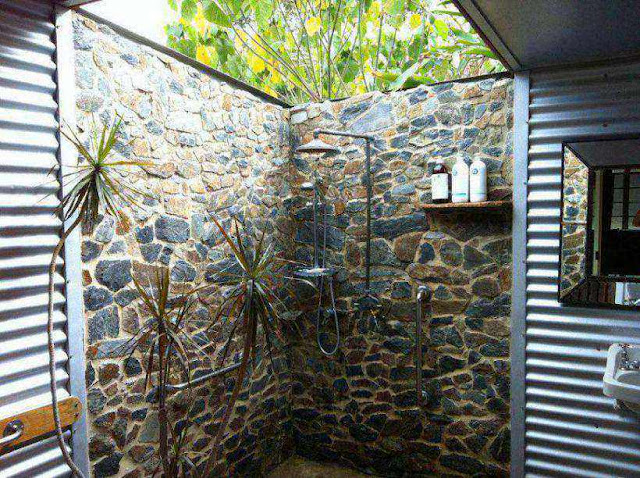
0, 0, 73, 475
522, 62, 640, 477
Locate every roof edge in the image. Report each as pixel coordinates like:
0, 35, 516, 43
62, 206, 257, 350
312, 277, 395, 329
449, 0, 521, 71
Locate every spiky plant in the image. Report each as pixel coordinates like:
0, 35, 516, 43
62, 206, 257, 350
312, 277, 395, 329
201, 217, 304, 476
48, 116, 146, 477
126, 267, 209, 478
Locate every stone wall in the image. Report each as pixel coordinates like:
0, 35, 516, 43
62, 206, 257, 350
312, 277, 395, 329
73, 16, 293, 477
560, 148, 588, 297
286, 76, 513, 477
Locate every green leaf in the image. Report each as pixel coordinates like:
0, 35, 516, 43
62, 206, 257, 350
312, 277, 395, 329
433, 19, 449, 38
249, 0, 273, 27
384, 0, 404, 16
389, 59, 423, 90
203, 0, 231, 27
180, 0, 197, 21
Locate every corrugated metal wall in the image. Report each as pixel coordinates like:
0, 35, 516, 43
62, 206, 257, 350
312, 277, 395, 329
0, 0, 77, 475
520, 62, 640, 477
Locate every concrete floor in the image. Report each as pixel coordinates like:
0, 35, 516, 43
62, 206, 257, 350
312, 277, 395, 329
269, 456, 372, 478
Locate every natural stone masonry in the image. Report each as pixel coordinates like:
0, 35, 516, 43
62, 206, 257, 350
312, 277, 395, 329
287, 78, 513, 477
74, 12, 514, 477
560, 149, 588, 296
74, 15, 293, 478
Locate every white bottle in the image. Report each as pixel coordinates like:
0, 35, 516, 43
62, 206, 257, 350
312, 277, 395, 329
469, 158, 487, 202
431, 158, 450, 203
451, 157, 469, 203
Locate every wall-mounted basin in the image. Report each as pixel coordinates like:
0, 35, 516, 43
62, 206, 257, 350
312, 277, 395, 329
603, 343, 640, 412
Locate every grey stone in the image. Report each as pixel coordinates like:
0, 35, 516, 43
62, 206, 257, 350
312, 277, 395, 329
94, 339, 130, 359
418, 243, 435, 263
140, 243, 162, 262
351, 102, 394, 133
88, 306, 119, 343
87, 388, 107, 414
367, 239, 401, 266
372, 212, 426, 239
93, 452, 122, 478
171, 260, 197, 282
440, 453, 484, 475
114, 289, 137, 307
155, 216, 190, 243
77, 91, 103, 112
94, 216, 115, 243
84, 286, 113, 311
124, 357, 142, 377
139, 412, 160, 443
135, 226, 153, 244
95, 260, 132, 292
82, 241, 101, 262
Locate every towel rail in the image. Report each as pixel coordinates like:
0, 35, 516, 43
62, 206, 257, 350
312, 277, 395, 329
166, 356, 243, 392
416, 286, 431, 405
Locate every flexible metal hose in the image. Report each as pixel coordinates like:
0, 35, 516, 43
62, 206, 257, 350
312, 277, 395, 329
316, 191, 340, 356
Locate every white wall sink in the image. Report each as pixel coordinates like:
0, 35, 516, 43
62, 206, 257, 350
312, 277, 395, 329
603, 343, 640, 412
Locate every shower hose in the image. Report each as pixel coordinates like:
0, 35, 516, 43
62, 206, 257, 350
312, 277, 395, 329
316, 194, 340, 356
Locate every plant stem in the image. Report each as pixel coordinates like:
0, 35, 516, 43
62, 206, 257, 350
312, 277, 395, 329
48, 213, 84, 477
201, 312, 254, 477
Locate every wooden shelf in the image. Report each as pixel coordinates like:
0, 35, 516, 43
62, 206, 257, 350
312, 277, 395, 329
421, 200, 512, 214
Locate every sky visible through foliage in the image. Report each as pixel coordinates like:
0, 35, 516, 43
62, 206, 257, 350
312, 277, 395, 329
165, 0, 503, 103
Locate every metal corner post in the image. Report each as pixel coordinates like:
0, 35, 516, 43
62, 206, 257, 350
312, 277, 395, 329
54, 6, 90, 476
510, 70, 530, 478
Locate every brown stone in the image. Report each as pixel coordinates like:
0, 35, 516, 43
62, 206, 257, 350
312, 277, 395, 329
99, 363, 120, 385
393, 232, 422, 263
472, 277, 500, 298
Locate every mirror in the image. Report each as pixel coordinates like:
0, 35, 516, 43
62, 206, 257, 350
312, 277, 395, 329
560, 138, 640, 309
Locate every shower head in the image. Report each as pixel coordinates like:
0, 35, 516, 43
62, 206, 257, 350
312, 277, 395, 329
300, 181, 315, 191
295, 137, 341, 155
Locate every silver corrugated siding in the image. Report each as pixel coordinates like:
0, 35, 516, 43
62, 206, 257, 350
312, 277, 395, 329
0, 0, 74, 475
520, 62, 640, 477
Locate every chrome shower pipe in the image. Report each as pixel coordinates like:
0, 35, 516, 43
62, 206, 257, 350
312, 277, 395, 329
416, 286, 430, 404
311, 129, 375, 296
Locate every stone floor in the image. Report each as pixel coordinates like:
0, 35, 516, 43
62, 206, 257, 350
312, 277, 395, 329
269, 456, 373, 478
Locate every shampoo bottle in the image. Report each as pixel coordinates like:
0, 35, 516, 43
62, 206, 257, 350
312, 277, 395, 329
431, 158, 450, 204
470, 158, 487, 202
452, 157, 470, 203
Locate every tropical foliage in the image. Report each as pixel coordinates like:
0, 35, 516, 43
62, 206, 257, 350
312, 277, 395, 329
128, 267, 206, 477
48, 117, 147, 478
165, 0, 503, 103
201, 217, 300, 475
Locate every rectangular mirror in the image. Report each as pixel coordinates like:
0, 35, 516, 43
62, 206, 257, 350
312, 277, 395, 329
560, 138, 640, 309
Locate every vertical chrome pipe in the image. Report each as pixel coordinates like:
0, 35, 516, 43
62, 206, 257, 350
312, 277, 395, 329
416, 286, 430, 404
312, 187, 318, 268
364, 138, 372, 294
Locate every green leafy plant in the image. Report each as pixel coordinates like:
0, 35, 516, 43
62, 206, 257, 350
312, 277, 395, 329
166, 0, 503, 103
126, 267, 207, 478
48, 116, 146, 477
201, 217, 300, 476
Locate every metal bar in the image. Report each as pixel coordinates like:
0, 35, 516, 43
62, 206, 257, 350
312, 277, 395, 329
165, 358, 243, 392
312, 188, 319, 268
314, 129, 375, 141
510, 70, 530, 478
54, 7, 90, 476
364, 139, 372, 293
416, 286, 430, 405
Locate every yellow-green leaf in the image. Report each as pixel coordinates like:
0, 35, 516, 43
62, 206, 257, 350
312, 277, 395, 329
304, 16, 322, 36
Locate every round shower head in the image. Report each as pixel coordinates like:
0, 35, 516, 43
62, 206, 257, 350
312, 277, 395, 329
295, 137, 341, 155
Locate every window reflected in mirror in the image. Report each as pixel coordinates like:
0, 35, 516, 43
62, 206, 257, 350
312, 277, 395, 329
560, 138, 640, 309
